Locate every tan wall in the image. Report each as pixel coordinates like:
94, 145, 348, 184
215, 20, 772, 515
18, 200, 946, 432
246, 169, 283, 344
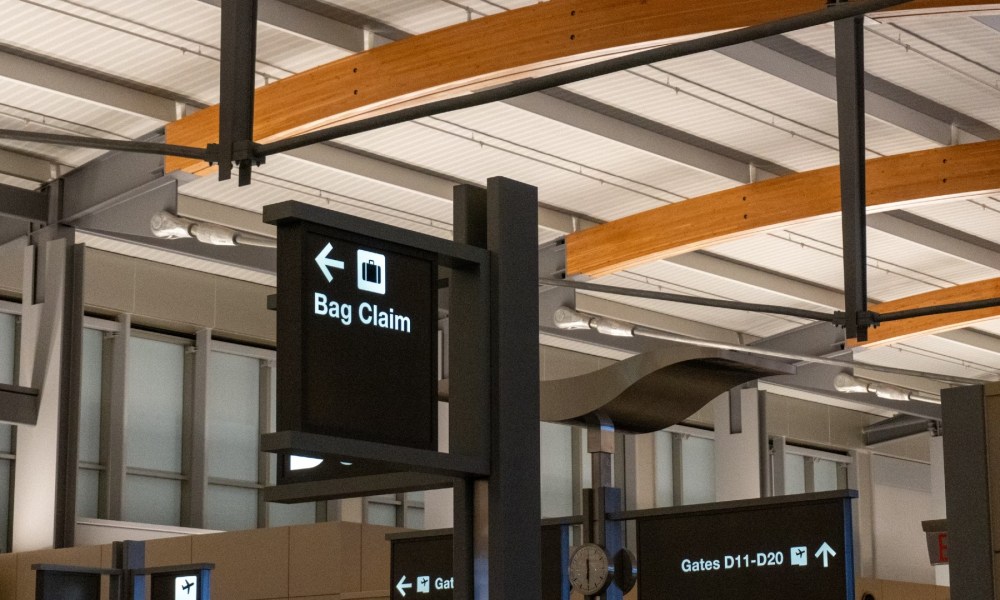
856, 577, 950, 600
0, 521, 402, 600
145, 521, 401, 600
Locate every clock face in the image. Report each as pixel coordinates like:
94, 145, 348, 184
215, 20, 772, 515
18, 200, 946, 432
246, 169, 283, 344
568, 543, 612, 595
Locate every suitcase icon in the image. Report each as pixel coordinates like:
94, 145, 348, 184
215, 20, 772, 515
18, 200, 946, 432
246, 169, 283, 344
362, 259, 381, 284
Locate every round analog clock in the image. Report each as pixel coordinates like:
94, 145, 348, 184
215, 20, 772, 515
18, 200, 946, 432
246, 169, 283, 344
568, 543, 613, 596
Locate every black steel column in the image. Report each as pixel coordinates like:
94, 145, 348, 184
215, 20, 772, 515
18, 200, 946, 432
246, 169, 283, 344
218, 0, 259, 185
835, 15, 870, 342
54, 240, 84, 548
486, 177, 541, 600
942, 384, 999, 598
451, 184, 492, 600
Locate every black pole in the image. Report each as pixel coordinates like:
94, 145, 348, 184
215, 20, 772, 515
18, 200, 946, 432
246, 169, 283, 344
0, 129, 208, 160
835, 15, 870, 341
218, 0, 259, 184
539, 277, 838, 322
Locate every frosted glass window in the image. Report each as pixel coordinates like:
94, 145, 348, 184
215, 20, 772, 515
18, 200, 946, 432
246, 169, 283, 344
124, 474, 181, 526
126, 337, 185, 473
268, 502, 316, 526
680, 436, 714, 505
77, 468, 100, 519
0, 425, 11, 455
0, 313, 15, 456
654, 431, 674, 507
206, 484, 257, 531
207, 352, 260, 482
0, 460, 9, 552
784, 454, 806, 495
368, 502, 397, 527
0, 313, 14, 385
404, 507, 425, 529
540, 422, 573, 518
79, 328, 103, 464
813, 458, 840, 492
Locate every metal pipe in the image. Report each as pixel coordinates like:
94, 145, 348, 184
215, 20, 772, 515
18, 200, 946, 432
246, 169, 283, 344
540, 277, 838, 322
0, 129, 209, 161
553, 306, 987, 386
260, 0, 916, 157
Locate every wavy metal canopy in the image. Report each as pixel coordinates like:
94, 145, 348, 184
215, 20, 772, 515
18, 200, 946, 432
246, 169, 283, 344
540, 347, 794, 433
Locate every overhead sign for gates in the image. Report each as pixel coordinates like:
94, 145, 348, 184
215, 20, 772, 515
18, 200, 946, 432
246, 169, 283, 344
389, 526, 571, 600
636, 491, 856, 600
274, 216, 438, 453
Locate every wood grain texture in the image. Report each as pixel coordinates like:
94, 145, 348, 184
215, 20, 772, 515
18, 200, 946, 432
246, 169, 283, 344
850, 278, 1000, 346
565, 139, 1000, 277
164, 0, 999, 174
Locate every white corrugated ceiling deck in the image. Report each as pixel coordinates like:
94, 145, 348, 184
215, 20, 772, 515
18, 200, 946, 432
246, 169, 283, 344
1, 0, 998, 386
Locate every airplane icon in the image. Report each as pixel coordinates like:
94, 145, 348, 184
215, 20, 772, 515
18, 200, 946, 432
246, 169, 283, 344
176, 576, 198, 599
182, 581, 194, 594
795, 549, 806, 558
790, 546, 808, 566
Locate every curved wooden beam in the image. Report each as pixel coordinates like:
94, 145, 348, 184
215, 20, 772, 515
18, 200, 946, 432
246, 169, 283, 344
163, 0, 998, 174
853, 278, 1000, 346
565, 140, 1000, 277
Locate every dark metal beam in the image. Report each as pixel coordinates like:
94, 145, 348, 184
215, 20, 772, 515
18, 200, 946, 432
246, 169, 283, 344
862, 414, 934, 445
0, 183, 47, 223
217, 0, 260, 184
262, 472, 455, 503
0, 383, 40, 425
835, 15, 870, 342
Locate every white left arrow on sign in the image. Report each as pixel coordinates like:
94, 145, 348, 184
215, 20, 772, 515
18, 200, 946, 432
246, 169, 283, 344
315, 242, 345, 283
396, 575, 413, 597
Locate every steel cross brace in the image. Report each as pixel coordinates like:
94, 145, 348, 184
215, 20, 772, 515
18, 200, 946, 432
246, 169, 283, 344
834, 7, 874, 342
216, 0, 263, 185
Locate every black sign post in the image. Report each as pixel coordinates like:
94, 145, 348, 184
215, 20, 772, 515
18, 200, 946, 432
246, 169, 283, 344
262, 176, 541, 600
629, 490, 856, 600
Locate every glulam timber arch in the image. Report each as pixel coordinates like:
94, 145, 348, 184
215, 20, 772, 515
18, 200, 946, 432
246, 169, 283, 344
564, 140, 1000, 276
163, 0, 998, 174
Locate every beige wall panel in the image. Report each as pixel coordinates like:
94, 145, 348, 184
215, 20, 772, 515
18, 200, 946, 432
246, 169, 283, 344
829, 408, 868, 449
870, 433, 932, 464
786, 400, 831, 445
0, 243, 23, 298
213, 277, 275, 343
360, 525, 402, 593
83, 249, 136, 315
0, 553, 16, 600
146, 535, 194, 568
856, 577, 882, 599
15, 545, 103, 600
879, 579, 941, 600
765, 394, 790, 437
192, 527, 289, 600
288, 521, 362, 597
132, 262, 216, 330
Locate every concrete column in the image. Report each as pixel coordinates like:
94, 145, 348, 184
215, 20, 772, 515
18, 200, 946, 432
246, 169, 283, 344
13, 237, 79, 551
713, 387, 761, 502
929, 434, 949, 586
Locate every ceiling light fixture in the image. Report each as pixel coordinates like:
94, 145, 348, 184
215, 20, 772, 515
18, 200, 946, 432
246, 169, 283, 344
833, 372, 940, 404
150, 211, 276, 248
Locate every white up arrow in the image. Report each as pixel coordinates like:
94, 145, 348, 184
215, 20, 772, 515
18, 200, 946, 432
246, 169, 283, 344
396, 575, 413, 597
315, 242, 345, 283
815, 542, 837, 568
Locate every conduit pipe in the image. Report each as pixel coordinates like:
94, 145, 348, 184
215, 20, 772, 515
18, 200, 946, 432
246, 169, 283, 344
553, 306, 983, 386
